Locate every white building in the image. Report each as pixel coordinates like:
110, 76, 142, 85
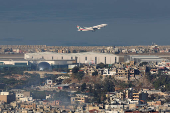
19, 97, 33, 102
102, 69, 116, 76
16, 93, 24, 100
124, 55, 164, 63
0, 92, 9, 95
24, 52, 119, 64
0, 59, 29, 66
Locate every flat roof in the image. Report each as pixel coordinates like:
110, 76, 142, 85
25, 52, 119, 56
130, 55, 160, 59
55, 84, 70, 87
0, 53, 24, 58
0, 58, 26, 61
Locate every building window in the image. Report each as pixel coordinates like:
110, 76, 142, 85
95, 57, 97, 64
61, 56, 63, 59
105, 57, 106, 64
85, 57, 87, 60
75, 57, 78, 63
42, 56, 44, 59
115, 57, 117, 63
71, 57, 73, 60
52, 56, 53, 60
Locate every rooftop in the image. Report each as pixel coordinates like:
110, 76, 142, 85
25, 52, 119, 56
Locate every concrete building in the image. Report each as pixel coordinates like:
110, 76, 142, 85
124, 88, 133, 99
98, 68, 116, 76
16, 91, 31, 101
0, 92, 15, 104
114, 68, 129, 81
124, 55, 164, 63
19, 97, 33, 102
71, 94, 88, 104
0, 59, 31, 68
0, 52, 119, 71
24, 52, 119, 65
132, 92, 148, 104
20, 102, 36, 109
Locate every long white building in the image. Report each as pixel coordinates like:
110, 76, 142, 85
24, 52, 119, 64
124, 55, 165, 63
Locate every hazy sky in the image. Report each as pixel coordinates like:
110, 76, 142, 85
0, 0, 170, 46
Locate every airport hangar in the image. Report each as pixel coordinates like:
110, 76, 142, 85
24, 52, 119, 65
0, 52, 119, 70
124, 55, 166, 63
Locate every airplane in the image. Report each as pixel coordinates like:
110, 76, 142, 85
77, 24, 107, 32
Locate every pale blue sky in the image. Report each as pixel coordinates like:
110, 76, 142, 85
0, 0, 170, 46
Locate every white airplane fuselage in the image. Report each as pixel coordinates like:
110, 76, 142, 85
77, 24, 107, 32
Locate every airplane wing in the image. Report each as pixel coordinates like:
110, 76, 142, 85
92, 25, 101, 30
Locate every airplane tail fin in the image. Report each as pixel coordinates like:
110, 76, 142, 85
77, 25, 83, 30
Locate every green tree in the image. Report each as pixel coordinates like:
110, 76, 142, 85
139, 62, 148, 66
31, 91, 46, 100
97, 63, 105, 69
72, 71, 84, 81
77, 71, 84, 81
51, 75, 57, 82
103, 78, 115, 92
92, 71, 98, 76
89, 84, 93, 93
165, 83, 170, 91
72, 66, 79, 74
81, 83, 86, 92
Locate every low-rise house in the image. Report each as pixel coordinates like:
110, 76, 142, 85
16, 91, 30, 101
20, 102, 36, 109
71, 94, 88, 104
117, 68, 129, 76
98, 68, 116, 76
19, 97, 33, 102
138, 66, 146, 75
114, 68, 129, 81
105, 104, 124, 110
147, 100, 162, 106
82, 65, 97, 75
150, 67, 159, 74
43, 100, 60, 106
86, 104, 100, 111
105, 92, 117, 104
116, 92, 124, 100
